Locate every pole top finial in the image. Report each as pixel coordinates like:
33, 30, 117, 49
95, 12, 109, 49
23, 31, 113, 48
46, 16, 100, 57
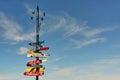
37, 5, 39, 10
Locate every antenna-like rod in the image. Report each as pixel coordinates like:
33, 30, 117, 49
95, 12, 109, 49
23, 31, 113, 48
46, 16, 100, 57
36, 5, 40, 80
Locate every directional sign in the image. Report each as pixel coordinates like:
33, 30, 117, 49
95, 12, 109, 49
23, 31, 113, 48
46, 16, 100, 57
27, 49, 35, 53
24, 71, 44, 76
29, 41, 44, 47
27, 49, 42, 54
39, 40, 45, 44
40, 47, 49, 51
25, 67, 45, 72
27, 49, 38, 54
27, 59, 47, 66
27, 53, 50, 58
27, 60, 41, 66
29, 43, 42, 47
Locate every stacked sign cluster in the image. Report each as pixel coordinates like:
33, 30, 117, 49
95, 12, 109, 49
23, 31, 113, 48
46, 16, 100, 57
24, 41, 50, 76
23, 6, 50, 79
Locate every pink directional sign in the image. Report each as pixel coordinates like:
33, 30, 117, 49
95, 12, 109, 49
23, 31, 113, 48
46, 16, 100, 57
24, 71, 44, 76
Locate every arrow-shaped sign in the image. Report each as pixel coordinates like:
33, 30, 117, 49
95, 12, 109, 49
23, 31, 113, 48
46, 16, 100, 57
40, 47, 49, 51
24, 71, 44, 76
27, 59, 47, 66
27, 53, 50, 58
29, 41, 44, 47
25, 67, 45, 72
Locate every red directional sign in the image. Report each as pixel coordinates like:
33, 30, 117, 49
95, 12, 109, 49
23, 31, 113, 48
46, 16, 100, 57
27, 59, 47, 66
40, 47, 49, 51
26, 60, 41, 66
24, 71, 44, 76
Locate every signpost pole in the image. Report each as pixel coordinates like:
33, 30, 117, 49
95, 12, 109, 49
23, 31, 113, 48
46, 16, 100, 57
36, 5, 40, 80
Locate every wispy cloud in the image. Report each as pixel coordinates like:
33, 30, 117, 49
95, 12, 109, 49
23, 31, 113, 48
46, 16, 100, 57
0, 73, 34, 80
0, 74, 16, 80
65, 37, 106, 49
44, 13, 116, 38
88, 58, 120, 71
0, 12, 35, 44
24, 3, 34, 15
52, 56, 65, 62
18, 47, 28, 55
0, 73, 23, 80
44, 13, 88, 37
45, 67, 120, 80
1, 56, 120, 80
41, 13, 116, 49
82, 27, 116, 38
44, 56, 120, 80
0, 9, 116, 49
109, 44, 120, 49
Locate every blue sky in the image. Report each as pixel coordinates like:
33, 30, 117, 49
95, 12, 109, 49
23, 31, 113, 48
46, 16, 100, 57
0, 0, 120, 80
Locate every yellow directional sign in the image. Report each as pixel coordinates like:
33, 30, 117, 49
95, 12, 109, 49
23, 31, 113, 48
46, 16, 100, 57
25, 67, 45, 72
27, 49, 36, 53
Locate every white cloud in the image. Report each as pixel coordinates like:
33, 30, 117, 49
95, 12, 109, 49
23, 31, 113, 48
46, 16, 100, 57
41, 14, 66, 34
67, 37, 106, 49
0, 74, 17, 80
44, 67, 78, 80
0, 12, 35, 43
1, 55, 120, 80
0, 73, 34, 80
109, 44, 120, 49
45, 66, 120, 80
44, 13, 115, 38
54, 56, 65, 62
24, 3, 34, 15
64, 22, 87, 38
18, 47, 28, 55
0, 10, 116, 49
42, 13, 116, 49
82, 27, 116, 38
40, 13, 86, 38
43, 56, 120, 80
88, 58, 120, 71
0, 73, 23, 80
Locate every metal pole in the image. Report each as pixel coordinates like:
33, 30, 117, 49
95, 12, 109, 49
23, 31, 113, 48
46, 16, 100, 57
36, 5, 40, 47
36, 5, 40, 80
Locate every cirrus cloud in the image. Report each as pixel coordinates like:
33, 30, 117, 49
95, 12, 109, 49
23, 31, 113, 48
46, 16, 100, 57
0, 12, 35, 44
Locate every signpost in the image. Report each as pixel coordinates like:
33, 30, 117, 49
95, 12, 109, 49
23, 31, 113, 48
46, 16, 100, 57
24, 5, 50, 80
